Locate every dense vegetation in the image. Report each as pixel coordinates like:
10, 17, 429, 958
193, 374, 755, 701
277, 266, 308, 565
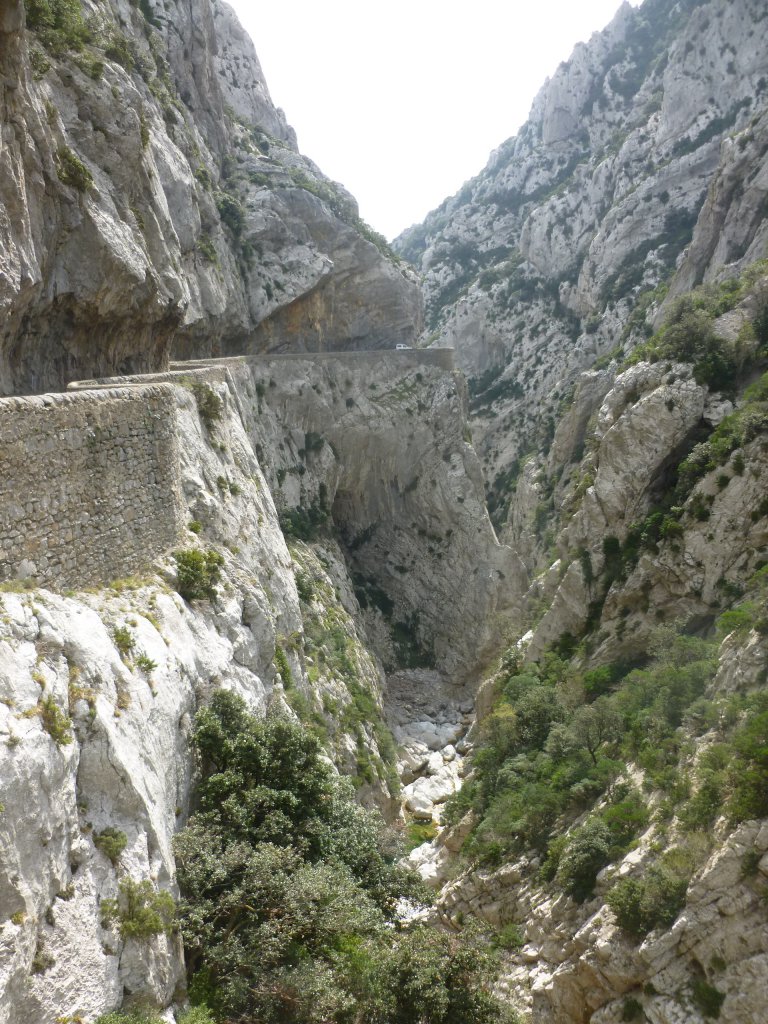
97, 1009, 213, 1024
26, 0, 92, 54
446, 613, 768, 924
173, 692, 517, 1023
173, 548, 225, 602
629, 260, 768, 390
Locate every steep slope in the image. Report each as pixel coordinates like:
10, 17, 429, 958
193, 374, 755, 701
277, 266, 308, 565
391, 5, 768, 1014
436, 630, 768, 1024
0, 0, 421, 396
395, 0, 768, 531
407, 265, 768, 1022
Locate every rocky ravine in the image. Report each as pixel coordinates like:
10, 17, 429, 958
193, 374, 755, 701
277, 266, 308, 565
0, 0, 421, 395
2, 0, 768, 1022
0, 354, 513, 1024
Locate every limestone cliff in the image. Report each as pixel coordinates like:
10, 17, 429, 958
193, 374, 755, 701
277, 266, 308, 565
395, 0, 768, 528
424, 629, 768, 1024
390, 1, 768, 1014
0, 0, 422, 395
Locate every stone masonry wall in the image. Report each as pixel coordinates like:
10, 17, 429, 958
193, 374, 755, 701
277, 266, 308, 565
0, 384, 184, 588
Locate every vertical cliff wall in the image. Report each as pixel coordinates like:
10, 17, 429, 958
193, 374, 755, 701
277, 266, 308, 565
0, 0, 422, 396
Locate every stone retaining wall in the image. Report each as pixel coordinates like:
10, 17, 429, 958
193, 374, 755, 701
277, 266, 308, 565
0, 385, 183, 588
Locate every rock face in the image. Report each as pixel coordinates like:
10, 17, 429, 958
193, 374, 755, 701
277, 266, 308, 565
389, 0, 768, 1004
212, 352, 524, 681
0, 375, 302, 1022
0, 0, 421, 395
404, 267, 768, 1021
395, 0, 768, 520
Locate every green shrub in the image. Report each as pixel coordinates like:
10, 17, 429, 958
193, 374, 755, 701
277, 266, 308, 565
728, 708, 768, 821
676, 372, 768, 496
194, 164, 213, 189
196, 235, 218, 264
101, 878, 175, 940
279, 502, 329, 541
303, 431, 325, 455
135, 653, 157, 674
31, 941, 55, 974
30, 46, 52, 76
458, 629, 722, 873
600, 790, 649, 851
26, 0, 91, 52
607, 877, 649, 937
112, 625, 135, 657
173, 692, 514, 1024
622, 997, 644, 1021
189, 380, 222, 430
556, 818, 612, 901
406, 820, 439, 850
607, 856, 690, 938
173, 548, 224, 602
630, 293, 738, 392
273, 643, 293, 687
178, 1010, 216, 1024
678, 772, 724, 830
56, 146, 93, 191
38, 695, 73, 746
582, 660, 639, 699
741, 849, 762, 877
96, 1007, 166, 1023
215, 189, 245, 236
492, 922, 525, 951
691, 979, 726, 1019
98, 1011, 217, 1024
104, 32, 135, 70
294, 570, 315, 603
94, 827, 127, 864
81, 56, 104, 79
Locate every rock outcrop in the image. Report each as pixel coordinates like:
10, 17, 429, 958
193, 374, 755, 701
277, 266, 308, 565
0, 0, 421, 396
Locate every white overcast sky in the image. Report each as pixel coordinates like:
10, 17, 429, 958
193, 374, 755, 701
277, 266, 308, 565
225, 0, 642, 240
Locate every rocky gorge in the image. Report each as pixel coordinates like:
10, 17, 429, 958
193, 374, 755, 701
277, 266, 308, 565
0, 0, 767, 1022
